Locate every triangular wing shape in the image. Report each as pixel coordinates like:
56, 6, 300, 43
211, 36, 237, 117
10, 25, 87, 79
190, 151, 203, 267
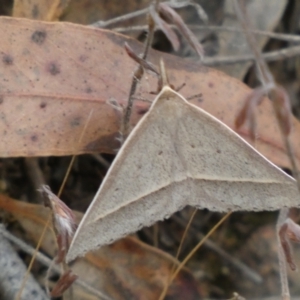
67, 86, 299, 262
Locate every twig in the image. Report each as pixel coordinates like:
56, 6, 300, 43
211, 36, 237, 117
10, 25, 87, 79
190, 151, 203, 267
0, 225, 114, 300
23, 109, 95, 298
159, 212, 232, 300
114, 24, 300, 43
234, 1, 300, 299
112, 23, 300, 66
276, 208, 291, 300
204, 45, 300, 65
92, 6, 149, 28
190, 25, 300, 43
91, 1, 207, 29
233, 3, 300, 192
160, 209, 199, 299
124, 43, 159, 75
172, 214, 262, 283
174, 209, 198, 262
121, 2, 156, 139
172, 213, 232, 281
158, 3, 204, 58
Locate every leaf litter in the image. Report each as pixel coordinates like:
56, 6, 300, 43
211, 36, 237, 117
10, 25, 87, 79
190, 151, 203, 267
1, 2, 300, 299
0, 194, 201, 300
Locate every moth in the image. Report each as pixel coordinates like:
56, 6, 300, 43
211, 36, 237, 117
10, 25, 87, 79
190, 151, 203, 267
67, 83, 299, 262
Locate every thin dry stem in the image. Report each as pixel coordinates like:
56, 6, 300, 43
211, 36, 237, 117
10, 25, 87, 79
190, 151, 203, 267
160, 208, 198, 298
171, 212, 231, 285
158, 212, 232, 300
233, 1, 300, 188
114, 23, 300, 65
47, 110, 94, 297
121, 4, 156, 139
174, 209, 198, 262
124, 42, 159, 75
234, 1, 300, 299
172, 214, 262, 283
91, 1, 207, 29
150, 4, 180, 51
204, 45, 300, 66
114, 24, 300, 43
158, 3, 204, 58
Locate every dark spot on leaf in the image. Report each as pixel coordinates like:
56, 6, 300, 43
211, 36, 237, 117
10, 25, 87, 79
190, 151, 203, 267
158, 151, 163, 155
40, 102, 47, 108
31, 135, 38, 142
0, 97, 3, 104
47, 62, 60, 76
31, 30, 47, 45
2, 54, 13, 65
85, 87, 92, 93
79, 55, 87, 62
31, 5, 39, 18
70, 117, 81, 127
208, 82, 214, 88
191, 144, 195, 148
217, 149, 221, 153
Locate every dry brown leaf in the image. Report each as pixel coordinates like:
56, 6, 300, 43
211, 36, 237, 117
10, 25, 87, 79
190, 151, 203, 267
0, 194, 201, 300
66, 85, 299, 261
0, 17, 299, 169
13, 0, 71, 21
63, 0, 150, 29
